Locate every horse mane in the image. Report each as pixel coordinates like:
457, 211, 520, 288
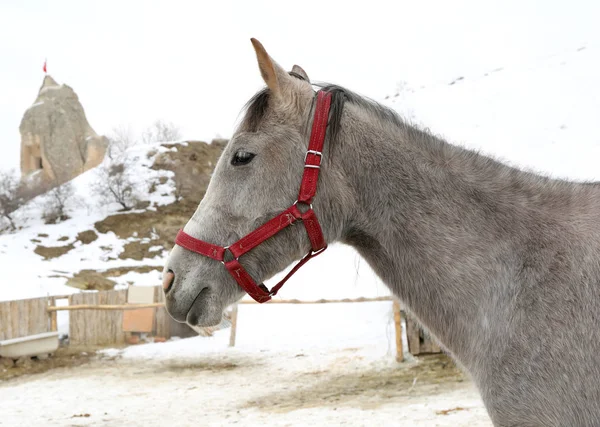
240, 77, 413, 144
241, 88, 270, 133
239, 80, 597, 192
316, 84, 413, 144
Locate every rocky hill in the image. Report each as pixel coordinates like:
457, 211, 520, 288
20, 75, 108, 190
0, 138, 225, 301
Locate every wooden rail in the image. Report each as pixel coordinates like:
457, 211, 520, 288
46, 296, 395, 312
47, 302, 164, 312
38, 293, 405, 361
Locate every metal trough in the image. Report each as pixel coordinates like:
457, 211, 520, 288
0, 332, 60, 359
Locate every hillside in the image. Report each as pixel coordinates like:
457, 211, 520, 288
0, 139, 225, 302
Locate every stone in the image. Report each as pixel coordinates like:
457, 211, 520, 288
14, 356, 34, 368
19, 75, 108, 187
0, 357, 14, 369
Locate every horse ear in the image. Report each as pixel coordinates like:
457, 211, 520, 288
291, 65, 310, 83
250, 38, 289, 98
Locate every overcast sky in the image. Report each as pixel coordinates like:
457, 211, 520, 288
1, 0, 598, 170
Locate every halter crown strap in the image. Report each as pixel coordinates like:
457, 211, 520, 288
298, 90, 332, 204
174, 90, 332, 303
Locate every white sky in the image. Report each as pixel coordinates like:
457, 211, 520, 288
1, 0, 598, 170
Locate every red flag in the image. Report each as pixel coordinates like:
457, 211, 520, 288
43, 59, 47, 73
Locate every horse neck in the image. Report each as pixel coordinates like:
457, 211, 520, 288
328, 102, 596, 366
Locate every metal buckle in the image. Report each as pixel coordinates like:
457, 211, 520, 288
304, 150, 322, 169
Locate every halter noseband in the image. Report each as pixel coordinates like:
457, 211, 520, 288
174, 90, 332, 303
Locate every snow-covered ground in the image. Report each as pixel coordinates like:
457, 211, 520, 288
386, 44, 600, 183
0, 302, 491, 426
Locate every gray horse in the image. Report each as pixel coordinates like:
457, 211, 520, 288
163, 39, 600, 426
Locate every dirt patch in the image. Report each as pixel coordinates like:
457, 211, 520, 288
95, 200, 200, 252
34, 243, 75, 260
118, 240, 165, 261
152, 139, 226, 203
34, 230, 99, 260
120, 240, 155, 260
246, 354, 466, 413
67, 271, 116, 291
102, 265, 162, 277
76, 230, 98, 244
93, 140, 225, 254
437, 406, 468, 415
157, 360, 242, 374
65, 266, 162, 291
0, 348, 93, 382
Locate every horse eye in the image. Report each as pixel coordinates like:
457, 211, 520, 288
231, 151, 255, 166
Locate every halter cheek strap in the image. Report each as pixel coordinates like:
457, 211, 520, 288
175, 90, 332, 303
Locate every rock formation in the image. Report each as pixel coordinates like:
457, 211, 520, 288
19, 75, 108, 186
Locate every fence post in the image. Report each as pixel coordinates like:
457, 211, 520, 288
49, 297, 57, 332
393, 300, 403, 362
229, 304, 238, 347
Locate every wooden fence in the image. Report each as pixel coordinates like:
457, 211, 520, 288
67, 287, 196, 347
0, 296, 51, 341
0, 287, 195, 347
1, 288, 441, 358
69, 290, 127, 346
405, 315, 441, 355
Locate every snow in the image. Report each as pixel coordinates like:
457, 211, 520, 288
112, 270, 163, 289
0, 141, 176, 302
384, 44, 600, 183
0, 342, 489, 426
105, 301, 397, 357
1, 302, 491, 426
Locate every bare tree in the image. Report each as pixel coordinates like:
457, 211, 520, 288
107, 124, 137, 160
142, 120, 182, 144
42, 181, 76, 224
0, 169, 23, 230
91, 160, 138, 211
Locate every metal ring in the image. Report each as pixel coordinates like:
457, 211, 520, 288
293, 200, 313, 212
222, 246, 237, 264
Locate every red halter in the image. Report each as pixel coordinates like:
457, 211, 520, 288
174, 90, 332, 303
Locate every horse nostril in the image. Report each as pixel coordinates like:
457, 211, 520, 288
163, 270, 175, 293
